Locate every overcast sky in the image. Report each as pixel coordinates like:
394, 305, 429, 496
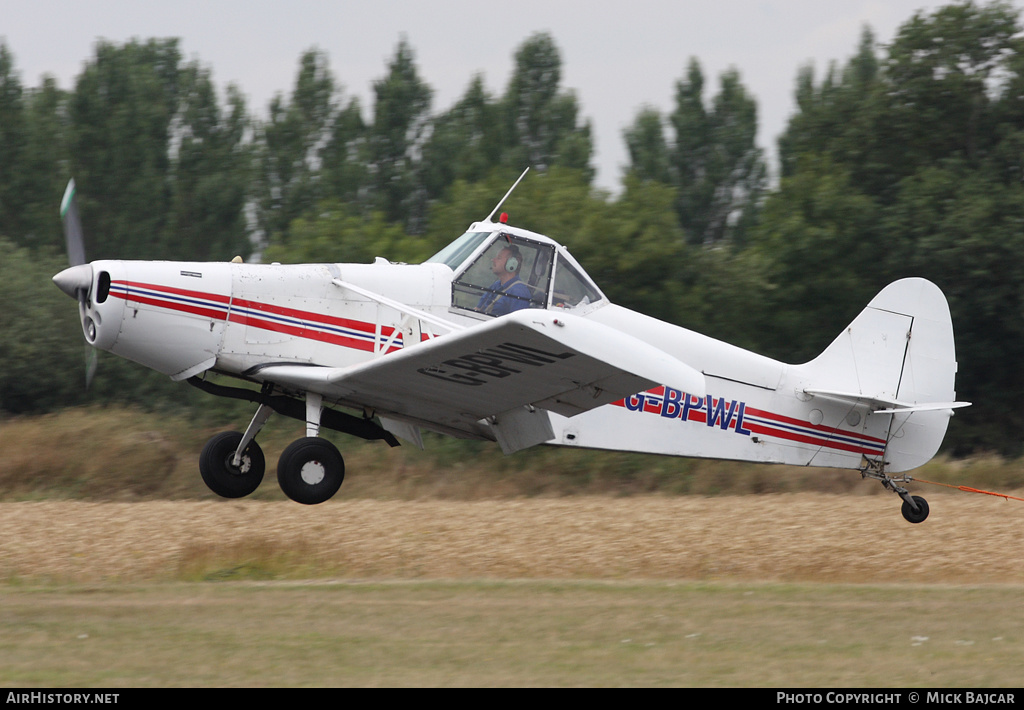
4, 0, 1019, 192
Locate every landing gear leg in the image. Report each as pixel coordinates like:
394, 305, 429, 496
305, 392, 322, 438
234, 403, 273, 468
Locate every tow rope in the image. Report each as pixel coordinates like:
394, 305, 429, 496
910, 477, 1024, 503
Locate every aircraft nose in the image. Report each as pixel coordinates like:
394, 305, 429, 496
53, 264, 93, 299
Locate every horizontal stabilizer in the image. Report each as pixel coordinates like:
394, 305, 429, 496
804, 388, 970, 415
875, 402, 971, 414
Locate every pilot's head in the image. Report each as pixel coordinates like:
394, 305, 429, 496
491, 246, 522, 279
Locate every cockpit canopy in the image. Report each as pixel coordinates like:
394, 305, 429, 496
425, 227, 604, 317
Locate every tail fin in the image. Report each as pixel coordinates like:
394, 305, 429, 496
801, 278, 967, 472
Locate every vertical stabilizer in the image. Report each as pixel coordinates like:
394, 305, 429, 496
801, 278, 961, 472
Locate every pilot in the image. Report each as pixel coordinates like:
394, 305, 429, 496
477, 245, 533, 316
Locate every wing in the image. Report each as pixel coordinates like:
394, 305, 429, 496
253, 309, 706, 452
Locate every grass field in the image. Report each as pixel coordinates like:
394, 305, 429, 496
1, 580, 1021, 687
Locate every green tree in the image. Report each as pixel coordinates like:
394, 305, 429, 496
501, 33, 594, 180
0, 240, 88, 413
69, 39, 183, 259
420, 75, 503, 200
667, 59, 765, 245
68, 39, 252, 261
423, 167, 598, 266
263, 35, 600, 254
262, 200, 422, 265
0, 44, 64, 251
885, 165, 1024, 454
255, 48, 338, 247
623, 107, 672, 185
884, 1, 1018, 173
572, 174, 686, 323
17, 77, 69, 253
752, 156, 883, 362
367, 38, 433, 232
320, 95, 367, 208
169, 66, 252, 261
777, 28, 884, 187
0, 43, 27, 244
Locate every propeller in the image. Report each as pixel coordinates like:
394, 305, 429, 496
54, 179, 98, 386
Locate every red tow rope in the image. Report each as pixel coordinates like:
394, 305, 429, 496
911, 477, 1024, 503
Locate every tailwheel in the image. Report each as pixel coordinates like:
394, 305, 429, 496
277, 437, 345, 505
199, 431, 265, 499
900, 495, 930, 524
860, 460, 931, 524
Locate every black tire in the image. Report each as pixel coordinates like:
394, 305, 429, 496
277, 437, 345, 505
199, 431, 265, 499
901, 495, 930, 524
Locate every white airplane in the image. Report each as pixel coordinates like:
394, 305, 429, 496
53, 173, 969, 522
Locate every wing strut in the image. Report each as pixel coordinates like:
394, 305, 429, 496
331, 278, 465, 342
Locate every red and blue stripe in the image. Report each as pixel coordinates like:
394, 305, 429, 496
110, 280, 403, 354
612, 386, 887, 457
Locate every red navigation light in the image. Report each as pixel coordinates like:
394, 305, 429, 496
499, 212, 509, 224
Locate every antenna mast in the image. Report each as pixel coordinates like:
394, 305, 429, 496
484, 167, 530, 223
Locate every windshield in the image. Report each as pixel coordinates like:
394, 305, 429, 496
424, 231, 491, 270
551, 254, 602, 309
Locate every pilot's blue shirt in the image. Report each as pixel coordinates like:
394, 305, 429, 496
478, 276, 532, 316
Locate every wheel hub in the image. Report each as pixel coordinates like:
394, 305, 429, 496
299, 459, 326, 485
224, 453, 251, 475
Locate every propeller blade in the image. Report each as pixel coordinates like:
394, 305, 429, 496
60, 179, 87, 267
58, 178, 98, 387
85, 346, 98, 389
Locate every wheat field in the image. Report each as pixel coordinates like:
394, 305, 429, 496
1, 493, 1021, 583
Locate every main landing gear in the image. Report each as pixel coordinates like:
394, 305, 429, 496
197, 391, 354, 505
199, 430, 345, 505
860, 459, 930, 524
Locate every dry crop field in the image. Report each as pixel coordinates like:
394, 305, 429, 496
1, 493, 1022, 583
